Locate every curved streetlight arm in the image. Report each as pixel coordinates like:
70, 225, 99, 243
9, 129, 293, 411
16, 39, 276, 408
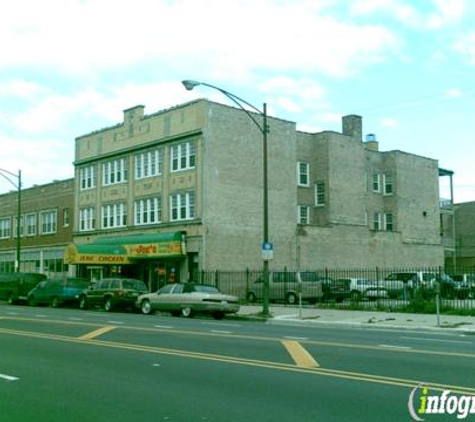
182, 80, 268, 135
0, 167, 21, 189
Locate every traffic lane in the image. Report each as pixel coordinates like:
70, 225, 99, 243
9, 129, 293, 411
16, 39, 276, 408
1, 332, 413, 422
0, 315, 300, 366
301, 340, 475, 393
3, 303, 475, 358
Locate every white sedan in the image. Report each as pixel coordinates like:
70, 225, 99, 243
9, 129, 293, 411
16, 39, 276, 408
136, 283, 240, 319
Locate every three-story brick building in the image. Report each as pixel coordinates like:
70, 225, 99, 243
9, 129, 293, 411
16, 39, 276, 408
65, 99, 444, 288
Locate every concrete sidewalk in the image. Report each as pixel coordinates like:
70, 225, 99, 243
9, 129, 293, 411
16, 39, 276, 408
236, 305, 475, 332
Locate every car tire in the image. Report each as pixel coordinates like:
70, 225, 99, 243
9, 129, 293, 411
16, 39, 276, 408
286, 293, 297, 305
51, 297, 60, 308
212, 312, 225, 320
181, 307, 193, 318
79, 296, 88, 310
7, 292, 16, 305
141, 299, 153, 315
247, 292, 257, 303
28, 296, 36, 307
104, 297, 113, 312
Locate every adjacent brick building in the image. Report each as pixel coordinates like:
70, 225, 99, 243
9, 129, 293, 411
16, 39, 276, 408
0, 179, 74, 275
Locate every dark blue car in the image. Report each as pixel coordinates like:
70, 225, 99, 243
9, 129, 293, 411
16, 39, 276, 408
28, 277, 90, 307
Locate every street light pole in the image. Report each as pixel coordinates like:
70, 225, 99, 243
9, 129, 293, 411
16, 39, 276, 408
0, 168, 22, 272
182, 80, 271, 317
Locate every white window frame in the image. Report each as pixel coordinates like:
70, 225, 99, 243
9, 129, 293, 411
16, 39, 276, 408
373, 212, 382, 230
384, 212, 394, 231
101, 203, 127, 229
297, 162, 310, 187
25, 213, 37, 236
134, 197, 162, 225
79, 166, 96, 190
315, 181, 325, 206
372, 172, 381, 192
40, 210, 57, 235
171, 142, 196, 172
135, 149, 163, 179
0, 217, 11, 239
102, 158, 128, 186
79, 207, 96, 232
383, 173, 393, 195
170, 192, 195, 221
298, 206, 309, 225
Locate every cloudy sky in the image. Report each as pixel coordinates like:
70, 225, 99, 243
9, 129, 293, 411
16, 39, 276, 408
0, 0, 474, 202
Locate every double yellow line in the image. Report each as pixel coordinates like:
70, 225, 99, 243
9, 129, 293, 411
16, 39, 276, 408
1, 325, 475, 396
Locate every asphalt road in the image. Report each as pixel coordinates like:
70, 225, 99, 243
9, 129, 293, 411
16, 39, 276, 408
1, 304, 474, 422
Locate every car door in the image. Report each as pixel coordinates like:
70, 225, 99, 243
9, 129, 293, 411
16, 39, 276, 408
33, 281, 49, 303
152, 284, 176, 311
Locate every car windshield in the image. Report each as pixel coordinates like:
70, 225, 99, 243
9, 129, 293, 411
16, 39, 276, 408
122, 280, 146, 290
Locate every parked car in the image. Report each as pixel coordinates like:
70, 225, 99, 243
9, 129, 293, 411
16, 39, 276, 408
137, 282, 240, 319
246, 271, 323, 305
336, 278, 389, 301
27, 277, 90, 307
79, 278, 148, 312
0, 272, 47, 304
440, 274, 473, 299
321, 278, 351, 302
380, 272, 438, 299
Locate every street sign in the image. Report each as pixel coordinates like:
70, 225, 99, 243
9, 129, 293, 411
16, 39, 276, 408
261, 243, 274, 260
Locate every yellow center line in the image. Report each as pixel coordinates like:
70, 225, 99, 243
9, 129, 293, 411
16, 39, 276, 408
282, 340, 319, 368
78, 325, 117, 341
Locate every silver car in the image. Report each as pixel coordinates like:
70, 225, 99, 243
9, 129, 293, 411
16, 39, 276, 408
137, 283, 240, 319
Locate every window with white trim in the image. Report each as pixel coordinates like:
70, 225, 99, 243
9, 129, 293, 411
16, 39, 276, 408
79, 166, 96, 190
0, 217, 11, 239
170, 192, 195, 221
40, 210, 57, 234
298, 206, 309, 225
384, 213, 394, 231
13, 215, 24, 238
171, 142, 196, 172
102, 158, 128, 186
372, 172, 381, 192
135, 149, 163, 179
315, 181, 326, 206
373, 212, 382, 230
297, 162, 309, 187
383, 173, 393, 195
79, 207, 96, 232
63, 209, 70, 227
134, 197, 162, 225
25, 213, 37, 236
101, 203, 127, 229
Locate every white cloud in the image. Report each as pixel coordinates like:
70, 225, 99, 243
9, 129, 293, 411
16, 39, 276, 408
350, 0, 467, 29
0, 80, 50, 98
453, 32, 475, 65
444, 88, 462, 98
380, 117, 399, 128
0, 0, 398, 79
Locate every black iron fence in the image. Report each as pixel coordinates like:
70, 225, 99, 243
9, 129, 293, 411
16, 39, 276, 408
194, 267, 475, 315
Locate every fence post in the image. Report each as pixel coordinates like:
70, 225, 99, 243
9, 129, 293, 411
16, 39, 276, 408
214, 270, 219, 289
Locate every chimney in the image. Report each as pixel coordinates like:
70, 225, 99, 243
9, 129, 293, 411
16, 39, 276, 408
342, 115, 362, 141
123, 105, 145, 126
